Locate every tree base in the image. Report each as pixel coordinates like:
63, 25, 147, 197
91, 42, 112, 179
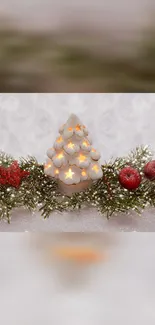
58, 180, 92, 196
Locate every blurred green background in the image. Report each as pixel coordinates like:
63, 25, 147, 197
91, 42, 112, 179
0, 22, 155, 92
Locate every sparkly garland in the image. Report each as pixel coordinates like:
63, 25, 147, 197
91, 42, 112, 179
0, 146, 155, 223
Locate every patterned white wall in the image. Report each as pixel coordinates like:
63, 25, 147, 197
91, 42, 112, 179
0, 93, 155, 231
0, 93, 155, 162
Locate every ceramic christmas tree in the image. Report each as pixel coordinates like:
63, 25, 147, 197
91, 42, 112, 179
44, 114, 103, 195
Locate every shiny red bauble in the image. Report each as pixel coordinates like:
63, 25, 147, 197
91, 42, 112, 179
144, 160, 155, 181
118, 166, 141, 190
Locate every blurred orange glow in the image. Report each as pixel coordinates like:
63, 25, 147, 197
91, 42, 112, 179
52, 246, 105, 263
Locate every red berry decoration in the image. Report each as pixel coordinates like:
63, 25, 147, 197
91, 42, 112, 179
144, 160, 155, 180
118, 167, 141, 190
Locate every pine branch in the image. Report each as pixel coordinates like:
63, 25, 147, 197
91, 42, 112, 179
0, 146, 154, 222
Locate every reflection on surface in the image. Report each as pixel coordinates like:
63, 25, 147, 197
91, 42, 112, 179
0, 233, 155, 324
31, 233, 115, 289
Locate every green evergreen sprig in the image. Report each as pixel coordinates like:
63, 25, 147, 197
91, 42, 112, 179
0, 146, 154, 223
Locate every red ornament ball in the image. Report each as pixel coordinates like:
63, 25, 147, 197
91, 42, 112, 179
144, 160, 155, 180
118, 167, 141, 190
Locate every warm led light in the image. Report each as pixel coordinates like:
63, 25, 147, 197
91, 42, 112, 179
56, 136, 63, 143
81, 170, 86, 176
45, 162, 52, 169
91, 148, 96, 152
68, 127, 73, 131
92, 165, 99, 173
82, 141, 89, 147
65, 168, 75, 179
78, 154, 86, 163
57, 153, 64, 159
55, 169, 59, 175
68, 142, 75, 149
75, 124, 82, 131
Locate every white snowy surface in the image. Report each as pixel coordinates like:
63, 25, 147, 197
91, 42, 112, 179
0, 93, 155, 231
0, 208, 155, 232
0, 233, 155, 325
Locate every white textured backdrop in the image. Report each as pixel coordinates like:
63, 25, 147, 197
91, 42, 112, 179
0, 93, 155, 231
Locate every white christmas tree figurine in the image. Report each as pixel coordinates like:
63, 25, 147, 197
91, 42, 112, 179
44, 114, 103, 195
